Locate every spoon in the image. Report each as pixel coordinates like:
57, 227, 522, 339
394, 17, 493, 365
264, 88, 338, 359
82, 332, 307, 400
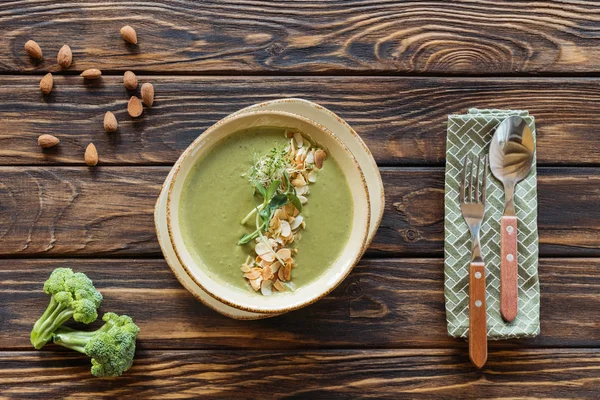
489, 116, 535, 322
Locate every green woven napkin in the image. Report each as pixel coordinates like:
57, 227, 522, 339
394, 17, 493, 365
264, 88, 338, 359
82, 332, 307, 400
444, 109, 540, 340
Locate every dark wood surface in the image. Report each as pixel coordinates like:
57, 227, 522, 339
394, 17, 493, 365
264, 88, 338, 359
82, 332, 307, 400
2, 76, 600, 166
0, 167, 597, 257
2, 1, 600, 75
1, 1, 599, 398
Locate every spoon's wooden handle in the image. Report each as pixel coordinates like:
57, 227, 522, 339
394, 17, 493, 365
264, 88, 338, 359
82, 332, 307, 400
501, 216, 518, 322
469, 262, 488, 369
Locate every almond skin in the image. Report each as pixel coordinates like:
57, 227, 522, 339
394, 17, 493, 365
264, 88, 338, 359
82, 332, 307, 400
104, 111, 118, 133
127, 96, 143, 117
80, 68, 102, 79
85, 143, 99, 166
314, 149, 327, 169
24, 40, 43, 59
123, 70, 138, 90
57, 45, 72, 68
141, 82, 154, 107
38, 134, 59, 148
120, 25, 137, 44
40, 73, 53, 94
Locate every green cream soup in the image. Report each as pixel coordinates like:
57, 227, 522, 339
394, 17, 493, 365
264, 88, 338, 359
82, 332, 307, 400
179, 127, 353, 292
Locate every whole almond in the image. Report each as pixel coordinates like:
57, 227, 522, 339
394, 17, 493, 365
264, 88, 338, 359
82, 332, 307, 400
120, 25, 137, 44
40, 73, 53, 94
128, 96, 143, 117
24, 40, 43, 59
38, 134, 59, 148
141, 82, 154, 107
123, 70, 138, 90
57, 45, 72, 68
104, 111, 118, 133
80, 68, 102, 79
314, 149, 327, 169
85, 143, 99, 166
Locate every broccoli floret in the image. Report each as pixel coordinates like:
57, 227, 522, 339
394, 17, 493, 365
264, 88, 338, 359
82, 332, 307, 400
52, 312, 140, 377
30, 268, 103, 349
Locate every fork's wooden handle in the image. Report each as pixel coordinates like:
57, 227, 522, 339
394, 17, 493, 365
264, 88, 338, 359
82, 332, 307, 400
500, 216, 518, 322
469, 262, 488, 369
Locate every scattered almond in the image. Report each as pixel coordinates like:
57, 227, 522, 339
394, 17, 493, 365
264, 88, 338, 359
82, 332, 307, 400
123, 71, 138, 90
57, 45, 72, 68
127, 96, 143, 117
24, 40, 43, 59
39, 73, 53, 94
38, 134, 59, 148
314, 149, 327, 169
104, 111, 118, 133
141, 82, 154, 107
120, 25, 137, 44
80, 68, 102, 79
84, 143, 99, 166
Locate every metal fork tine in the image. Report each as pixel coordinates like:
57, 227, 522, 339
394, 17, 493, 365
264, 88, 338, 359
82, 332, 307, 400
482, 155, 488, 205
460, 155, 467, 203
468, 154, 474, 202
475, 154, 481, 203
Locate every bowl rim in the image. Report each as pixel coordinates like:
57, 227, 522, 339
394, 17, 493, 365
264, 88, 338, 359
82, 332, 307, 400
166, 110, 371, 314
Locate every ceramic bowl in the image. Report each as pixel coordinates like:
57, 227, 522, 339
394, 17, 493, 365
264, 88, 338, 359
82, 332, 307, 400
166, 110, 370, 314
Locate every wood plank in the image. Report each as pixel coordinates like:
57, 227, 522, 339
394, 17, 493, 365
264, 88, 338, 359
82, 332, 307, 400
1, 76, 600, 166
0, 166, 598, 257
0, 349, 598, 398
3, 1, 600, 75
1, 258, 598, 350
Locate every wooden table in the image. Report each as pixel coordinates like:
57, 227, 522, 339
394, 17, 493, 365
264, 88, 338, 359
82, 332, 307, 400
1, 1, 599, 398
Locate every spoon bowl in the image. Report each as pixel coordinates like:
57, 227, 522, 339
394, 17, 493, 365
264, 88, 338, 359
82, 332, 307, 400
490, 117, 534, 191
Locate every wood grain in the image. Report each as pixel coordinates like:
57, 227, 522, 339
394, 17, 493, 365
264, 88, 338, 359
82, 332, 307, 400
3, 1, 600, 75
0, 166, 597, 257
468, 262, 487, 368
1, 76, 600, 166
0, 349, 599, 398
1, 258, 598, 350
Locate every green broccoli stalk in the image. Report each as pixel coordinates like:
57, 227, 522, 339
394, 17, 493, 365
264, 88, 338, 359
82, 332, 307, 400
52, 312, 140, 377
30, 268, 103, 349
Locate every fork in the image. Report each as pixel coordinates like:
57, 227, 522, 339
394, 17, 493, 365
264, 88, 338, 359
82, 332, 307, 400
460, 154, 489, 368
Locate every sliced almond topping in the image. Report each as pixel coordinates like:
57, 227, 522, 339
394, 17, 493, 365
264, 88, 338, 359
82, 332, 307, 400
261, 280, 273, 296
262, 265, 273, 280
273, 280, 286, 292
292, 175, 306, 187
274, 208, 288, 221
278, 267, 287, 282
240, 264, 251, 273
314, 149, 327, 169
295, 185, 309, 195
298, 195, 308, 205
255, 242, 270, 256
244, 268, 262, 280
270, 261, 282, 274
276, 248, 292, 261
293, 131, 304, 148
284, 264, 292, 281
308, 169, 318, 183
259, 252, 275, 262
305, 149, 315, 165
250, 276, 263, 291
269, 216, 280, 230
279, 220, 291, 238
290, 215, 304, 230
